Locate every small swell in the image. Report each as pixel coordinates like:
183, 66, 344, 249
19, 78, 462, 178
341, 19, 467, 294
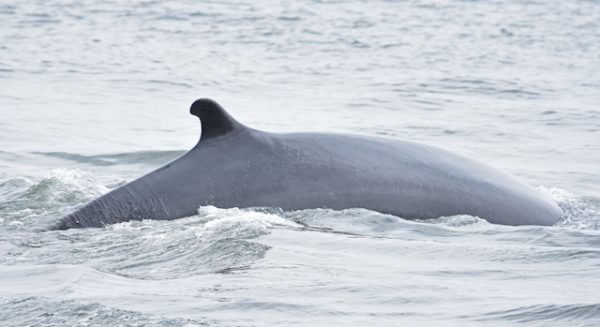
32, 150, 185, 167
482, 303, 600, 324
0, 296, 208, 326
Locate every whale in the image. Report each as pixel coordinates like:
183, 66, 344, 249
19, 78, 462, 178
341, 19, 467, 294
53, 99, 562, 229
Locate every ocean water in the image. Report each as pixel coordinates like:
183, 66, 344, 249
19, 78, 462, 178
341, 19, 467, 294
1, 0, 600, 325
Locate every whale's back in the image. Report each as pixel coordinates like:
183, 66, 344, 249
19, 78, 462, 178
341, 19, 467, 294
54, 99, 562, 229
228, 131, 562, 226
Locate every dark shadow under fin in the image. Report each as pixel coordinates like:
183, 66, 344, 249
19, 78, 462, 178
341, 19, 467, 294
190, 99, 245, 142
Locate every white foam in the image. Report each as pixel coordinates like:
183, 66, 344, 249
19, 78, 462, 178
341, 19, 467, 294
195, 206, 299, 241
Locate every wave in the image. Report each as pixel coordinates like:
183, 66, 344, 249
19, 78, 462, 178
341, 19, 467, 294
0, 169, 110, 230
0, 205, 299, 279
0, 296, 210, 327
31, 150, 185, 167
482, 303, 600, 325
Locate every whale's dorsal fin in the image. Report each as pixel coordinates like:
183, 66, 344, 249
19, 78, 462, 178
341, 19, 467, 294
190, 99, 245, 142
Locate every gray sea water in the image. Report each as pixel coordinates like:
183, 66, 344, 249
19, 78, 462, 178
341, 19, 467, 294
1, 0, 600, 325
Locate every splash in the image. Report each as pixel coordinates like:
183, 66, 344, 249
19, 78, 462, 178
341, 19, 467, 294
539, 186, 600, 230
0, 169, 112, 228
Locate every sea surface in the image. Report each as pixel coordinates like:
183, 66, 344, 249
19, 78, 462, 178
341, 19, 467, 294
1, 0, 600, 325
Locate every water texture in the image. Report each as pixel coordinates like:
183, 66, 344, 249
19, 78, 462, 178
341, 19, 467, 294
1, 0, 599, 326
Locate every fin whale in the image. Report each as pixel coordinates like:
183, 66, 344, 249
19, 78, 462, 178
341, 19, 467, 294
53, 99, 562, 229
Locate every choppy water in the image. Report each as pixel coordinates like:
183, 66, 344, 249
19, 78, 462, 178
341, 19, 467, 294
1, 0, 600, 325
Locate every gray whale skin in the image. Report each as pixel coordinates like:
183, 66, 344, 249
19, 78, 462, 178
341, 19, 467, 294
54, 99, 562, 229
